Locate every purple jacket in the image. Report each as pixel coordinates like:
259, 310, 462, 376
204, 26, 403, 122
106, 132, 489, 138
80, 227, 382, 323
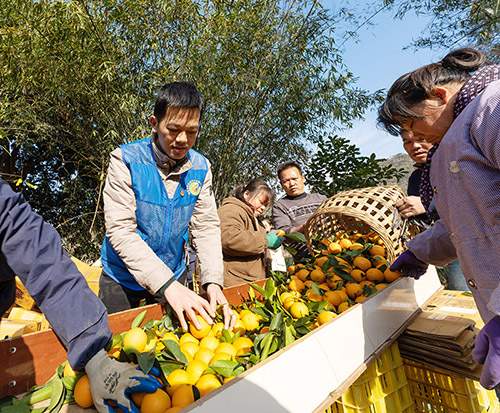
408, 79, 500, 322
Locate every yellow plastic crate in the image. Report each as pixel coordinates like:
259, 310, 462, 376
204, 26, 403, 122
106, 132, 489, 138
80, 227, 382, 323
404, 358, 500, 413
327, 343, 413, 413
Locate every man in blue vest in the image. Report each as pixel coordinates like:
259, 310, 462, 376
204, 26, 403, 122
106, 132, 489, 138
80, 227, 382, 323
100, 82, 233, 331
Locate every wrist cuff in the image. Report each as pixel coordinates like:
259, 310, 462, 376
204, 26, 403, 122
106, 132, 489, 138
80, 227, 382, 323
158, 277, 176, 295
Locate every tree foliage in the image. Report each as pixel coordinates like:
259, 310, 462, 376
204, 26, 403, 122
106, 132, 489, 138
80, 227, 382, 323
388, 0, 500, 61
305, 135, 407, 196
0, 0, 382, 259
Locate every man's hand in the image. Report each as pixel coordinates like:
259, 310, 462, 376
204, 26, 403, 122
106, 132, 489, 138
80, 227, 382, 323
85, 349, 161, 412
390, 250, 428, 279
206, 283, 236, 330
290, 223, 305, 234
395, 196, 426, 218
163, 280, 215, 331
472, 316, 500, 389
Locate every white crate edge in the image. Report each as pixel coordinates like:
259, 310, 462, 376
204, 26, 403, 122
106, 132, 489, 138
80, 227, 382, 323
185, 266, 442, 413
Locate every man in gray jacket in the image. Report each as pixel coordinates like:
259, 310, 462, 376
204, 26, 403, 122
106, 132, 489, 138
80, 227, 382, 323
272, 161, 326, 261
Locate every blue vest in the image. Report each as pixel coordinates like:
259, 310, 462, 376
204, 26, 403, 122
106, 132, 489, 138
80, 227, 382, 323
101, 138, 208, 291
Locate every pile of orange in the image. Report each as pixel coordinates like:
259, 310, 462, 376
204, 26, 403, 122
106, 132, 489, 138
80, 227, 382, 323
285, 231, 401, 323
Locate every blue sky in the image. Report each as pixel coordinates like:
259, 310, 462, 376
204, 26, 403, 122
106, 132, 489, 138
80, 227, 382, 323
323, 2, 448, 159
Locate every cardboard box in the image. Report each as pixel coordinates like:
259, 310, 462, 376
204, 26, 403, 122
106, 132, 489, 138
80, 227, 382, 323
0, 319, 38, 339
14, 277, 36, 310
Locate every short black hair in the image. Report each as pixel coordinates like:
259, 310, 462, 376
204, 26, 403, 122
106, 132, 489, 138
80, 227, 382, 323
277, 161, 303, 180
154, 82, 204, 123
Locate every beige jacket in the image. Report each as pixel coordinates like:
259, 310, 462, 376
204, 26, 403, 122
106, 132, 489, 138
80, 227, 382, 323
218, 196, 270, 288
103, 135, 224, 294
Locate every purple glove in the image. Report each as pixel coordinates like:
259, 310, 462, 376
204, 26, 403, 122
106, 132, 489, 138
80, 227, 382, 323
472, 316, 500, 390
390, 250, 428, 280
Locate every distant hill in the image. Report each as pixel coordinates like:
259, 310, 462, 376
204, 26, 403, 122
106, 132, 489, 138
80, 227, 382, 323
380, 153, 415, 194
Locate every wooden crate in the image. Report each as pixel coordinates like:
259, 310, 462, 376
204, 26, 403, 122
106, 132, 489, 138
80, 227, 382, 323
2, 270, 443, 412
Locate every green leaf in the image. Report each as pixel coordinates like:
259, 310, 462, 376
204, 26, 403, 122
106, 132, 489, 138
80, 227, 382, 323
284, 325, 294, 347
47, 378, 65, 413
247, 286, 256, 300
137, 350, 156, 374
269, 312, 283, 331
131, 311, 147, 329
264, 278, 276, 300
160, 362, 185, 378
284, 232, 306, 243
248, 283, 265, 296
207, 360, 239, 377
161, 340, 188, 364
0, 396, 18, 408
221, 329, 234, 343
106, 334, 123, 351
311, 282, 322, 295
1, 404, 31, 413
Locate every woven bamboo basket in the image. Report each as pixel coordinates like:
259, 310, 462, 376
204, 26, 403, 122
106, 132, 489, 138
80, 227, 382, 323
304, 185, 419, 263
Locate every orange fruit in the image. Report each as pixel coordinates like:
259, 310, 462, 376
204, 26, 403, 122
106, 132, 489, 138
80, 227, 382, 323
186, 360, 208, 384
290, 302, 309, 318
199, 336, 219, 351
63, 361, 80, 377
140, 388, 171, 413
296, 269, 310, 281
165, 407, 184, 413
337, 301, 351, 313
194, 347, 215, 365
233, 319, 246, 336
369, 245, 385, 256
304, 289, 323, 302
241, 312, 260, 332
189, 315, 211, 339
350, 269, 366, 282
353, 256, 371, 271
375, 283, 388, 291
317, 311, 337, 325
179, 333, 199, 346
324, 290, 342, 307
210, 322, 224, 337
366, 268, 384, 282
215, 342, 237, 357
349, 243, 364, 251
123, 327, 148, 352
288, 265, 297, 274
336, 290, 349, 302
171, 383, 200, 408
355, 296, 368, 303
310, 269, 326, 283
180, 342, 199, 359
326, 274, 344, 289
328, 242, 342, 254
338, 238, 352, 249
289, 279, 305, 292
384, 268, 402, 283
74, 375, 93, 408
209, 352, 232, 364
233, 337, 254, 353
195, 374, 222, 397
315, 256, 329, 267
371, 255, 387, 268
166, 369, 191, 397
131, 392, 145, 407
346, 283, 363, 299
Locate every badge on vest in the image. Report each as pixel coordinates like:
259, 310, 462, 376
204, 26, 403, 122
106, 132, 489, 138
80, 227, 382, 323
187, 180, 202, 196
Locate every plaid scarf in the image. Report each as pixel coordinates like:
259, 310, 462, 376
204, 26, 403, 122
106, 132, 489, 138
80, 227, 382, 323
419, 65, 500, 216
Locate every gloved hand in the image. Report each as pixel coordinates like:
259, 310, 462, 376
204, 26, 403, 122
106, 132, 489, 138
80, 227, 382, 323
389, 250, 428, 280
266, 233, 281, 249
85, 349, 161, 412
472, 316, 500, 390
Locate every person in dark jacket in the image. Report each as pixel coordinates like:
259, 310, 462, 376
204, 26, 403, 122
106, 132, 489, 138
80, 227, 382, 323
218, 179, 280, 287
0, 179, 160, 412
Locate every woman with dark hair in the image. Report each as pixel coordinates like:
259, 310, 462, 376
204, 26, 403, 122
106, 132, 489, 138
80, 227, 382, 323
218, 179, 279, 288
378, 48, 500, 390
